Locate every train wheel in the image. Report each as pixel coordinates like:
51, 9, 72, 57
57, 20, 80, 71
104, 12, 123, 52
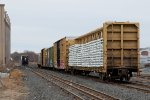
71, 69, 75, 75
120, 77, 123, 81
85, 71, 90, 76
102, 76, 106, 81
125, 74, 131, 82
99, 73, 102, 80
108, 74, 111, 82
99, 73, 106, 81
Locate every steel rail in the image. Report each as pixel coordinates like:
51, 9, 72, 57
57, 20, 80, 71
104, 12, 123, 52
30, 68, 118, 100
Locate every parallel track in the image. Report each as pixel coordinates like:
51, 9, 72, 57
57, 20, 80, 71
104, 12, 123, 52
118, 83, 150, 93
68, 72, 150, 94
64, 72, 150, 94
28, 66, 150, 98
29, 68, 118, 100
139, 76, 150, 82
87, 76, 150, 94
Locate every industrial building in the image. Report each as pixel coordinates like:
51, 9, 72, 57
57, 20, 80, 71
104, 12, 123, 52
140, 47, 150, 67
0, 4, 11, 67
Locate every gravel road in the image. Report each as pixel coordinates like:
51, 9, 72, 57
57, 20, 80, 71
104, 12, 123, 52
19, 66, 74, 100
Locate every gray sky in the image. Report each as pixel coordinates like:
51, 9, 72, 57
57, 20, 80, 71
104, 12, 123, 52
1, 0, 150, 53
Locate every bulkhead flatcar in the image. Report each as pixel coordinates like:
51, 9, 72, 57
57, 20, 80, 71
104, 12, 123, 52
69, 22, 139, 81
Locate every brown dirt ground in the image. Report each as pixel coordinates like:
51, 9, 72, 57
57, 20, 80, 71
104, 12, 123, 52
0, 67, 5, 72
0, 69, 28, 100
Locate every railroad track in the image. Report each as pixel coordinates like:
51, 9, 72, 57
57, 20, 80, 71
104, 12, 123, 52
69, 72, 150, 94
67, 73, 150, 94
139, 76, 150, 82
89, 77, 150, 94
118, 83, 150, 94
89, 78, 150, 94
28, 66, 150, 97
29, 68, 118, 100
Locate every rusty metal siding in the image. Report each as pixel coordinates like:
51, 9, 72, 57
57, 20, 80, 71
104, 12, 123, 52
54, 37, 75, 70
41, 48, 46, 67
105, 22, 139, 72
49, 46, 54, 67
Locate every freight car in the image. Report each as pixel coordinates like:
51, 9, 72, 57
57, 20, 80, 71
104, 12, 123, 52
38, 21, 140, 81
40, 48, 47, 67
21, 55, 29, 66
69, 22, 140, 81
45, 46, 54, 68
37, 53, 41, 67
53, 37, 75, 70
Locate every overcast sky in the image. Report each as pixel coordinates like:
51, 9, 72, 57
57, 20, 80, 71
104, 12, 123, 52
0, 0, 150, 53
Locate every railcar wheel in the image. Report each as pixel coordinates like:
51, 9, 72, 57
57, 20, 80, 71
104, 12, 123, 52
85, 71, 90, 76
102, 73, 106, 81
71, 69, 75, 75
120, 77, 123, 81
126, 74, 131, 82
99, 73, 107, 81
108, 74, 111, 82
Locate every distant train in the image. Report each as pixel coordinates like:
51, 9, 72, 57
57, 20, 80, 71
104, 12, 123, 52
21, 55, 29, 66
38, 22, 140, 81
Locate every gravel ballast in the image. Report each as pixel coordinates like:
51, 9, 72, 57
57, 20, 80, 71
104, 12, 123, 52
39, 67, 150, 100
20, 66, 74, 100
